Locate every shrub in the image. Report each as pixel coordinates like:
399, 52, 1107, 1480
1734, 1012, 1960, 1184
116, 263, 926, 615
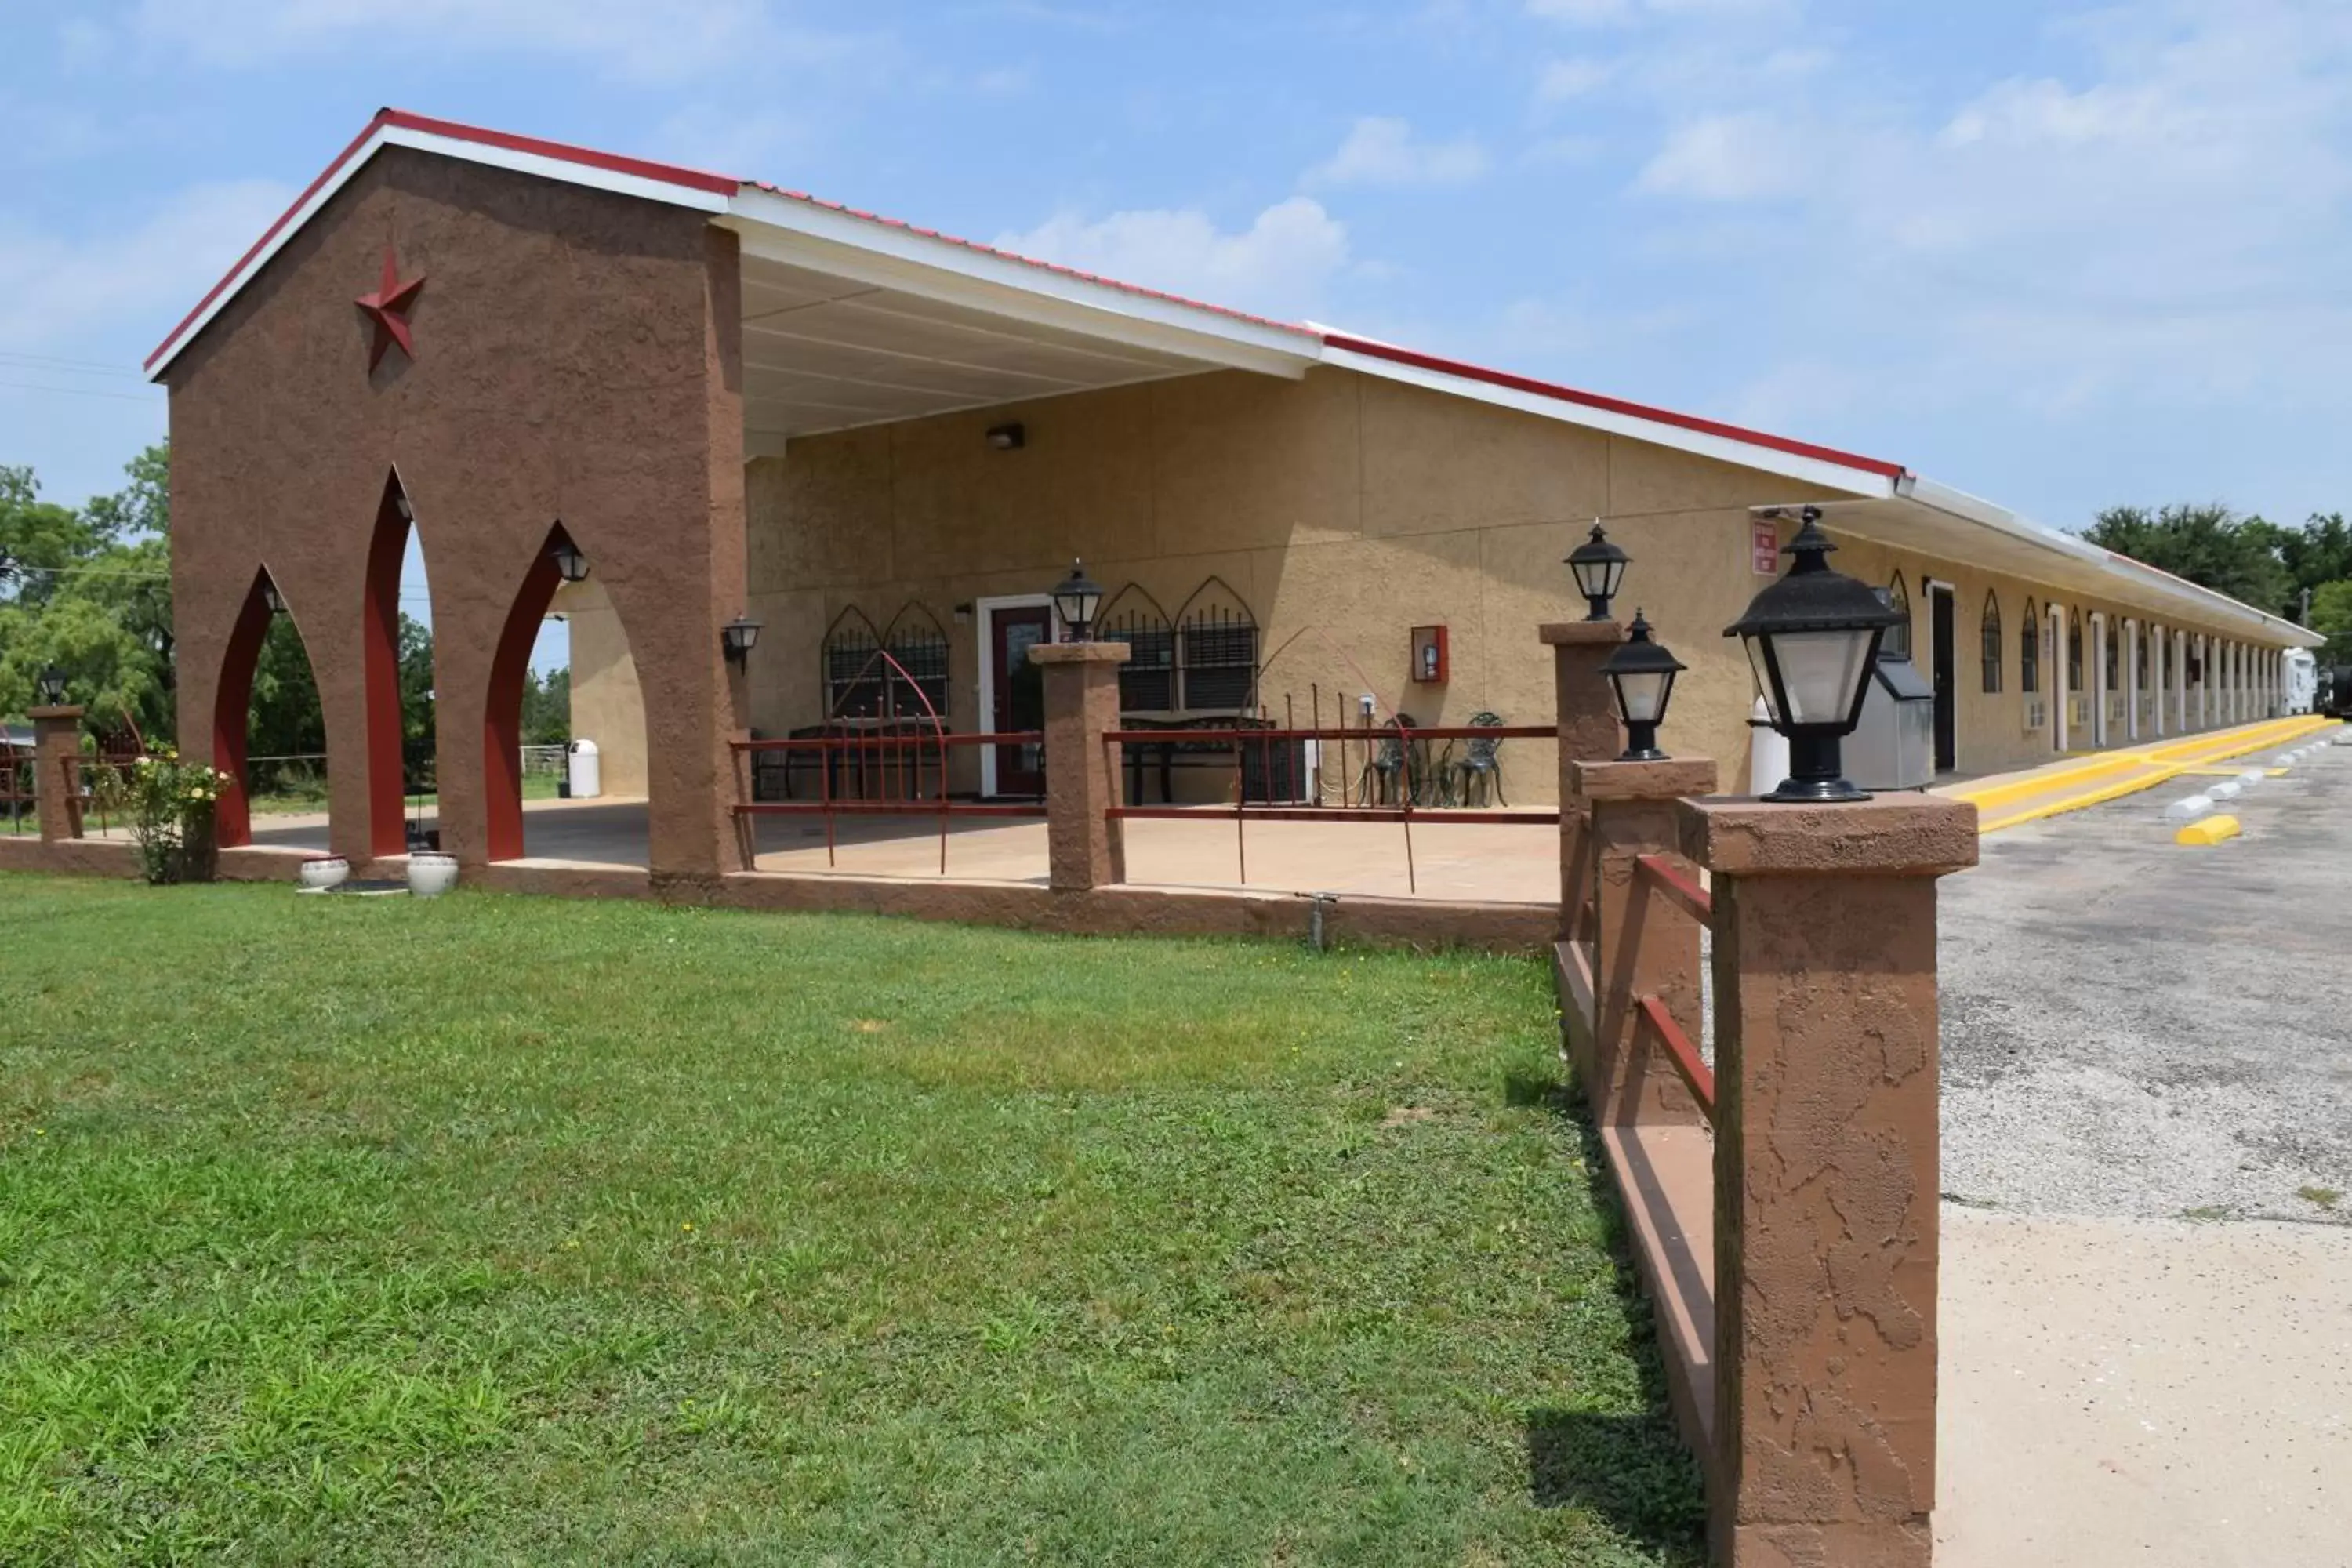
94, 746, 233, 884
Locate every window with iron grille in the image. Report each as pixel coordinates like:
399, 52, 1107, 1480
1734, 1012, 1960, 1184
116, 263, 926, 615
822, 611, 887, 719
1883, 572, 1912, 659
1098, 589, 1176, 712
885, 619, 950, 718
2105, 618, 2121, 690
1980, 591, 2002, 693
2020, 598, 2040, 696
2067, 609, 2084, 693
1179, 609, 1258, 711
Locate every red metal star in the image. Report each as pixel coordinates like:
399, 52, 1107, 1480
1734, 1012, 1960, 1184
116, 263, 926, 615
354, 246, 425, 371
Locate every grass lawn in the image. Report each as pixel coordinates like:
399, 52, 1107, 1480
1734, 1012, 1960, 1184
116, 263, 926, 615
0, 875, 1700, 1566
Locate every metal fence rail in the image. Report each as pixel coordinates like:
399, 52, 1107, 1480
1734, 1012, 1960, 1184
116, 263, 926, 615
730, 730, 1047, 873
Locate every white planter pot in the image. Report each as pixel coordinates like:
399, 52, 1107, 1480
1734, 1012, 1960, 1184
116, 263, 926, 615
298, 855, 350, 891
407, 852, 460, 898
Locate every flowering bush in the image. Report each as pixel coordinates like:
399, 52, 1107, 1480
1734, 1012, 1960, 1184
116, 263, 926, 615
94, 746, 234, 885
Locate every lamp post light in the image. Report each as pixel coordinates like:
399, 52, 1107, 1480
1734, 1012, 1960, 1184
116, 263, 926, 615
262, 579, 287, 615
1565, 521, 1630, 622
1724, 507, 1902, 802
721, 615, 762, 668
36, 665, 68, 706
549, 539, 590, 584
1050, 558, 1103, 642
1599, 611, 1685, 761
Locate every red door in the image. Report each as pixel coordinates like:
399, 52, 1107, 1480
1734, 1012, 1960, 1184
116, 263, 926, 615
990, 606, 1051, 796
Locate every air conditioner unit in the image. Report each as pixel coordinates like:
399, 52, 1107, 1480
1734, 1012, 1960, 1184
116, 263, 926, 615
2024, 695, 2048, 731
2107, 694, 2124, 724
2070, 696, 2091, 728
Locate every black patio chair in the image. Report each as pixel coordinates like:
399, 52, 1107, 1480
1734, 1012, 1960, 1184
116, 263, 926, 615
1359, 713, 1424, 805
1450, 710, 1508, 807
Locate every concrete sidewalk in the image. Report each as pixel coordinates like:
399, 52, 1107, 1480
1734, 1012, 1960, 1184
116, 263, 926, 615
1939, 1207, 2352, 1568
1936, 714, 2333, 833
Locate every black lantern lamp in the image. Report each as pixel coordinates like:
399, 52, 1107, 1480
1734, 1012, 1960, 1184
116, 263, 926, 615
261, 578, 287, 615
1050, 558, 1103, 642
36, 664, 68, 706
721, 615, 762, 667
1565, 522, 1630, 621
549, 538, 589, 584
1599, 611, 1685, 760
1723, 508, 1902, 802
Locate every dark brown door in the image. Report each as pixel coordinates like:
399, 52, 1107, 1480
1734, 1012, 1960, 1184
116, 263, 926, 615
990, 605, 1051, 796
1931, 589, 1958, 772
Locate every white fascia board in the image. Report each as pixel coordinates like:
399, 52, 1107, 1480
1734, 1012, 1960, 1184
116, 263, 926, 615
1898, 474, 2323, 648
378, 124, 732, 214
720, 189, 1320, 380
148, 124, 729, 381
1321, 344, 1900, 500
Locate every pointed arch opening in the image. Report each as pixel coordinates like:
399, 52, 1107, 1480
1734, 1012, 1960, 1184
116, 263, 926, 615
363, 470, 434, 857
1173, 575, 1258, 713
1098, 584, 1175, 713
2020, 597, 2040, 706
1980, 590, 2003, 693
1882, 572, 1913, 659
212, 565, 329, 850
486, 523, 642, 866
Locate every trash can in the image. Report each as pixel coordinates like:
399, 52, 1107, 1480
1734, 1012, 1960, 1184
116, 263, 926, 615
568, 739, 601, 800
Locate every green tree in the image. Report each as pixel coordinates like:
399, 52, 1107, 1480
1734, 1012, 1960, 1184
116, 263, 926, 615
2309, 580, 2352, 662
2085, 503, 2294, 613
0, 449, 176, 737
520, 666, 570, 746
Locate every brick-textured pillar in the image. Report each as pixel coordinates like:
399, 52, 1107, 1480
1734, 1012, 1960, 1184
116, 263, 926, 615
1679, 795, 1978, 1568
30, 706, 85, 842
1541, 621, 1624, 943
1032, 641, 1128, 891
1572, 757, 1716, 1127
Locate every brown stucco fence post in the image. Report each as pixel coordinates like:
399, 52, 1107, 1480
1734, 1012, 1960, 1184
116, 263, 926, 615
31, 706, 86, 843
1571, 757, 1717, 1129
1679, 795, 1977, 1567
1031, 641, 1128, 891
1540, 621, 1624, 942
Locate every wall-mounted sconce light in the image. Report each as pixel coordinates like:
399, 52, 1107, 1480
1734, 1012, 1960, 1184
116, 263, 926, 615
393, 493, 415, 522
262, 579, 287, 615
986, 423, 1025, 451
549, 538, 589, 584
953, 603, 974, 626
722, 615, 763, 667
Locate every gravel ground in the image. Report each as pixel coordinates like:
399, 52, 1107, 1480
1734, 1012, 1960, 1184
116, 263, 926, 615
1939, 724, 2352, 1223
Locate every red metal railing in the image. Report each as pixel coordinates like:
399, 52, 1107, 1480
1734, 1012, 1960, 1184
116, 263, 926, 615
1631, 850, 1716, 1120
731, 730, 1045, 874
1101, 721, 1558, 893
2, 740, 35, 834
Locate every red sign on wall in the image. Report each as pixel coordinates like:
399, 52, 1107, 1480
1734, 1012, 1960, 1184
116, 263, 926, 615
1751, 517, 1781, 576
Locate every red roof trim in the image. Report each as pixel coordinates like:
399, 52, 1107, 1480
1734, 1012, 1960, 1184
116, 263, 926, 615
1321, 333, 1909, 481
742, 180, 1321, 341
145, 108, 742, 375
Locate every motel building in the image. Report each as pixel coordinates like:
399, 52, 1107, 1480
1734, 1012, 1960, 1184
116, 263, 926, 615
147, 110, 2322, 893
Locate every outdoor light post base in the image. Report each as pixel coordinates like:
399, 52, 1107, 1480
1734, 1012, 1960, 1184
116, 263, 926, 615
1032, 641, 1129, 891
1676, 794, 1976, 1568
29, 705, 86, 843
1759, 734, 1867, 804
1540, 621, 1624, 943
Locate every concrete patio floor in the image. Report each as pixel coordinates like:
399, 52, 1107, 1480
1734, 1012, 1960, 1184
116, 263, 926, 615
177, 797, 1561, 903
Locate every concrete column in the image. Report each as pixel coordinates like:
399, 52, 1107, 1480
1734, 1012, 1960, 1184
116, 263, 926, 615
30, 706, 86, 842
2090, 612, 2108, 748
1540, 621, 1626, 946
2150, 625, 2165, 737
2197, 637, 2208, 729
1679, 794, 1978, 1568
2176, 630, 2188, 732
1570, 757, 1717, 1128
2125, 620, 2138, 741
2050, 602, 2069, 751
1031, 641, 1128, 891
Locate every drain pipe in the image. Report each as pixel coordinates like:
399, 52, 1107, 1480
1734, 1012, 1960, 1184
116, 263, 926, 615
1304, 891, 1339, 951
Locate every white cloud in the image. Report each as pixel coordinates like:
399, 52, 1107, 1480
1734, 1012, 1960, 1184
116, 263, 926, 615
122, 0, 861, 84
1635, 113, 1805, 199
1536, 56, 1610, 102
993, 198, 1349, 320
1306, 117, 1489, 187
1525, 0, 1631, 23
0, 179, 293, 350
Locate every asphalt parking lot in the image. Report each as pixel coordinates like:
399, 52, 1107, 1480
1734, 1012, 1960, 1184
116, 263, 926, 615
1939, 724, 2352, 1223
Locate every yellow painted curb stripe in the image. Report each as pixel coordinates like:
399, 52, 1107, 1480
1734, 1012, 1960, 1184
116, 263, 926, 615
1952, 715, 2328, 813
1970, 716, 2338, 835
2175, 814, 2242, 846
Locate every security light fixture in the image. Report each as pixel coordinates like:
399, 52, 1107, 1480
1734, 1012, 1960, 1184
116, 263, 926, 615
262, 579, 287, 615
549, 538, 589, 584
1051, 558, 1103, 642
986, 423, 1026, 451
1565, 521, 1630, 621
393, 493, 415, 523
1724, 507, 1902, 803
1600, 610, 1685, 761
722, 615, 762, 667
36, 665, 67, 706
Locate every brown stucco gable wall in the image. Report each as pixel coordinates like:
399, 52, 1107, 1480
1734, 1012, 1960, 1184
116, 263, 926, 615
165, 147, 746, 880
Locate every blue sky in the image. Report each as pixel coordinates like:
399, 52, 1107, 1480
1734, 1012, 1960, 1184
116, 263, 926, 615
6, 0, 2350, 543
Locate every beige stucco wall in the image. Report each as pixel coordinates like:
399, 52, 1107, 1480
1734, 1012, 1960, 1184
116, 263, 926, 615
555, 576, 649, 799
735, 363, 2299, 800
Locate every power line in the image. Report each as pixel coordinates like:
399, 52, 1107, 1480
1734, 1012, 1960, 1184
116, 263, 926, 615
0, 350, 146, 379
0, 378, 163, 405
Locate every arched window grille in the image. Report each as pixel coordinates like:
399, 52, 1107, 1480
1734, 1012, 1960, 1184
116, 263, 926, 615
1174, 577, 1258, 712
1883, 572, 1913, 659
1097, 585, 1175, 712
882, 604, 952, 718
2020, 597, 2040, 696
2067, 608, 2084, 692
2105, 616, 2122, 690
1980, 591, 2003, 693
821, 608, 886, 719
